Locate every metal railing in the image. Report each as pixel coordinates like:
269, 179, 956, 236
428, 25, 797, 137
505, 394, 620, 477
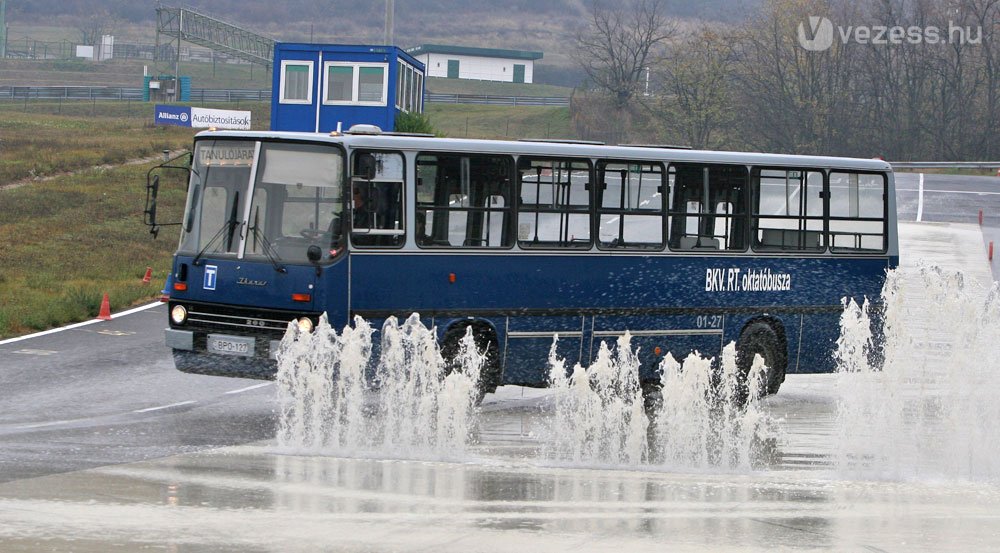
0, 87, 570, 107
0, 86, 269, 102
890, 161, 1000, 169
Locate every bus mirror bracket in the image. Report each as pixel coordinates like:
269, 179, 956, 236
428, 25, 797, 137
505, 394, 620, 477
144, 151, 192, 240
354, 153, 377, 180
307, 245, 322, 264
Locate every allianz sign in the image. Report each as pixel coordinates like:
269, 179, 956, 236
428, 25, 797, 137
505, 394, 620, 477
154, 104, 251, 130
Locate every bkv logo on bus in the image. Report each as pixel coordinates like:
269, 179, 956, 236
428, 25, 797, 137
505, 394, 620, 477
204, 265, 218, 291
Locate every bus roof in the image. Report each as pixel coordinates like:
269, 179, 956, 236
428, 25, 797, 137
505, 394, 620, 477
195, 129, 893, 173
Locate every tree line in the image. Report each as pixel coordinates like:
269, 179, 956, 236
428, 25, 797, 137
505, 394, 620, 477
574, 0, 1000, 161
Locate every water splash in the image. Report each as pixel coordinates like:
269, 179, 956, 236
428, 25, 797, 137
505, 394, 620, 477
545, 334, 777, 470
545, 334, 649, 466
835, 265, 1000, 482
276, 316, 775, 471
275, 314, 484, 459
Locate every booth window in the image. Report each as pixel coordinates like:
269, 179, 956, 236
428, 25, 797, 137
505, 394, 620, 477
396, 62, 424, 113
323, 62, 388, 106
279, 61, 313, 104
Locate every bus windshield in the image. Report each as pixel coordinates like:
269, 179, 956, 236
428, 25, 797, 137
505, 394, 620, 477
178, 140, 345, 264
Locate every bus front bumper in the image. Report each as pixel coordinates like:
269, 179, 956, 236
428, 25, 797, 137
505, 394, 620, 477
165, 329, 281, 380
165, 328, 283, 360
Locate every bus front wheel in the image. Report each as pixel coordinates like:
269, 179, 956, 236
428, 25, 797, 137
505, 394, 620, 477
735, 321, 787, 402
440, 323, 501, 405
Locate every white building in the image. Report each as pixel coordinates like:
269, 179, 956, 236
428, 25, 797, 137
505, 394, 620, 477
405, 44, 543, 84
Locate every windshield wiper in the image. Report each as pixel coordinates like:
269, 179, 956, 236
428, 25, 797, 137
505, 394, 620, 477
192, 191, 241, 267
248, 206, 287, 273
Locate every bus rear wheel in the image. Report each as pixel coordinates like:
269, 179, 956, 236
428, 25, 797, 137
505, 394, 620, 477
735, 321, 787, 403
440, 323, 501, 405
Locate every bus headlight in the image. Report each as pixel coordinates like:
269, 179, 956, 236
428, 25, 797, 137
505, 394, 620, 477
170, 305, 188, 325
297, 317, 314, 333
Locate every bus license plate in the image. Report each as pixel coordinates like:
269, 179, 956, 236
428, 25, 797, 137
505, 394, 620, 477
207, 334, 254, 357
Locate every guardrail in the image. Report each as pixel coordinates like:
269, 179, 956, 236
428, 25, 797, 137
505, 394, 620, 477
0, 86, 270, 102
890, 161, 1000, 169
425, 93, 569, 107
0, 87, 569, 107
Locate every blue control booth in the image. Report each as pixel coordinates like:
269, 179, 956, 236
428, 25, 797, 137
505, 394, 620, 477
271, 43, 426, 133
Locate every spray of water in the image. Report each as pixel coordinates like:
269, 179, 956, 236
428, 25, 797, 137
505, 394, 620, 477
545, 334, 649, 466
835, 265, 1000, 482
275, 314, 484, 459
276, 316, 775, 471
544, 334, 777, 470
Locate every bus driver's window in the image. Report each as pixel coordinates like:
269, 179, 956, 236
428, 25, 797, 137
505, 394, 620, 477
351, 151, 405, 248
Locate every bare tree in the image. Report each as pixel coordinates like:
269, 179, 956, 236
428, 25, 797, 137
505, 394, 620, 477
572, 0, 676, 108
656, 28, 736, 149
77, 9, 121, 47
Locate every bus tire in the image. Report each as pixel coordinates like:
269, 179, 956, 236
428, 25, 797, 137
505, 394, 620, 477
440, 323, 500, 405
735, 321, 787, 402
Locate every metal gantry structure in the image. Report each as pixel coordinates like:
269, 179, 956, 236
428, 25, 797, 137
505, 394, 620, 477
155, 5, 274, 96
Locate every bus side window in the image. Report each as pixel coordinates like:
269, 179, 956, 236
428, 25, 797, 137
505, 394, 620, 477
752, 168, 825, 252
517, 157, 591, 249
351, 151, 405, 248
415, 153, 514, 248
667, 164, 748, 251
596, 160, 665, 250
829, 172, 886, 252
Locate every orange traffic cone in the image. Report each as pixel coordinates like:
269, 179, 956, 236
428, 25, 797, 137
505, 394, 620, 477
142, 266, 153, 284
97, 293, 112, 321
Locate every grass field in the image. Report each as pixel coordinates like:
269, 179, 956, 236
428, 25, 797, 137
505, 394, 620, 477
0, 153, 187, 339
0, 57, 270, 89
0, 100, 573, 338
425, 77, 572, 98
426, 104, 573, 140
0, 102, 270, 185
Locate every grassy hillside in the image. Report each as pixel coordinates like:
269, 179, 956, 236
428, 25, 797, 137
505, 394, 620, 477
425, 77, 573, 97
0, 100, 572, 338
0, 112, 195, 338
426, 104, 573, 140
0, 101, 270, 183
0, 57, 270, 89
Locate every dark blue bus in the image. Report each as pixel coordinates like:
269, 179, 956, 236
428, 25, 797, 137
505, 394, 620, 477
146, 127, 897, 399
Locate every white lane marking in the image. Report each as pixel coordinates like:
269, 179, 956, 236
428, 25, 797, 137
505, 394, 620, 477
897, 188, 1000, 196
916, 173, 924, 222
17, 419, 76, 430
133, 400, 197, 413
0, 302, 161, 346
224, 382, 273, 395
12, 349, 57, 356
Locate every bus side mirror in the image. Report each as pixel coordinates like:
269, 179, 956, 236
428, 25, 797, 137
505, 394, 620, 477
144, 174, 160, 238
355, 153, 377, 180
144, 153, 192, 240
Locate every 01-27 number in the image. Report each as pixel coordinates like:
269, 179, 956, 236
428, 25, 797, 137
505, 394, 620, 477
695, 315, 723, 329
